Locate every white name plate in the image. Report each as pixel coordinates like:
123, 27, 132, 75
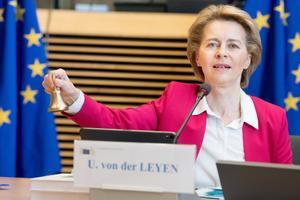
73, 140, 195, 194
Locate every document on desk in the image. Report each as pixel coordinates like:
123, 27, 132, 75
31, 174, 89, 200
195, 187, 224, 200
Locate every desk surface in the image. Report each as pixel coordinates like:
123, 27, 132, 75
0, 177, 203, 200
0, 177, 30, 200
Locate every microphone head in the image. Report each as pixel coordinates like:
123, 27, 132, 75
199, 83, 211, 96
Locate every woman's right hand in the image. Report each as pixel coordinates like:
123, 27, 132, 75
42, 68, 81, 106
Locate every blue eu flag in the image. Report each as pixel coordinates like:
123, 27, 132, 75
244, 0, 300, 135
0, 0, 61, 177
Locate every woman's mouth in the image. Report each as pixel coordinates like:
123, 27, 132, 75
213, 64, 231, 69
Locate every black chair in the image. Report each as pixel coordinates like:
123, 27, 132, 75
166, 0, 229, 13
114, 2, 166, 12
290, 135, 300, 164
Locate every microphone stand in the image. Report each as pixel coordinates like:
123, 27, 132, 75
173, 83, 211, 144
173, 93, 204, 144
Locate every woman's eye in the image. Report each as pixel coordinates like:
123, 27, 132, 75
228, 43, 240, 49
207, 43, 217, 48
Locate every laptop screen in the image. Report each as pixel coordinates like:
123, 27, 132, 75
217, 160, 300, 200
80, 128, 176, 144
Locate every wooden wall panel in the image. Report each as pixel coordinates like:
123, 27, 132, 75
38, 10, 197, 173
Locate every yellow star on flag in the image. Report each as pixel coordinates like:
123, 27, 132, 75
20, 85, 38, 104
29, 59, 47, 77
24, 28, 42, 47
255, 11, 270, 31
9, 0, 17, 7
292, 66, 300, 84
284, 92, 300, 111
0, 108, 11, 127
274, 0, 290, 26
0, 9, 4, 22
17, 5, 25, 21
289, 33, 300, 52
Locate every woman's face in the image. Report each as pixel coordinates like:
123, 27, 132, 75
196, 20, 251, 88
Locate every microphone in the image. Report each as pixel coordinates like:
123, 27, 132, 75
173, 83, 211, 144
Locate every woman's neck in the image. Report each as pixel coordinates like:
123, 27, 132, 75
206, 84, 241, 125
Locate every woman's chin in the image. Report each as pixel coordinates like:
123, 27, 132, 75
206, 78, 238, 88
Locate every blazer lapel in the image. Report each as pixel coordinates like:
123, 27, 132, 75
243, 123, 269, 162
178, 112, 207, 157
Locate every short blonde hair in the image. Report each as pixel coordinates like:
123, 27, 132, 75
187, 4, 262, 88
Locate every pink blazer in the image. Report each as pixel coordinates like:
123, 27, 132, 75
67, 81, 292, 164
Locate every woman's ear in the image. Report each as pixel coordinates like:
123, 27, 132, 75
244, 54, 252, 69
196, 52, 200, 67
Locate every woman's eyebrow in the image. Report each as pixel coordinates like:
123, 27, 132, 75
205, 38, 219, 42
227, 39, 242, 44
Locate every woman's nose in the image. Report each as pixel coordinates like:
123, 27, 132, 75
215, 46, 228, 58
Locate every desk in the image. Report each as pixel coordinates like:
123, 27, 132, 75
0, 177, 203, 200
0, 177, 30, 200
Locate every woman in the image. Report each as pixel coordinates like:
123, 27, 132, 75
43, 5, 292, 188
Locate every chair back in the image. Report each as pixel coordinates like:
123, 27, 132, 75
290, 136, 300, 164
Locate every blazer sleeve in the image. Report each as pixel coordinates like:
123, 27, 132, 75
64, 84, 171, 130
271, 110, 293, 164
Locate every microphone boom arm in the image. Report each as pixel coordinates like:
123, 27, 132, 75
173, 83, 211, 144
173, 94, 204, 144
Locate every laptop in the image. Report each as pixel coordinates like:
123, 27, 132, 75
80, 128, 176, 144
216, 160, 300, 200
